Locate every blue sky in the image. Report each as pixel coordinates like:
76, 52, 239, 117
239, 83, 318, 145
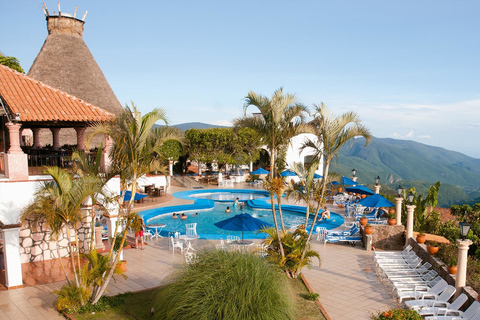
2, 1, 480, 158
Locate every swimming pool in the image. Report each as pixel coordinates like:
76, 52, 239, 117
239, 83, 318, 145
141, 189, 344, 239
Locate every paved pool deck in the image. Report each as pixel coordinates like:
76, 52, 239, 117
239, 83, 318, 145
0, 183, 397, 320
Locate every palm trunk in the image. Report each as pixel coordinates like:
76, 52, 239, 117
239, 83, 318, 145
269, 194, 285, 260
295, 202, 322, 278
277, 196, 285, 233
56, 240, 71, 285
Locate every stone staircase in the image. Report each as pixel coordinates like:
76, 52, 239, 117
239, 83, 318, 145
172, 175, 205, 189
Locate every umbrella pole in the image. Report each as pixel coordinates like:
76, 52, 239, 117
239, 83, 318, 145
242, 231, 244, 244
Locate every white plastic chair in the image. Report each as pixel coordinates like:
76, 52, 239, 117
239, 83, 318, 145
424, 301, 480, 319
215, 239, 227, 251
405, 285, 456, 309
397, 278, 447, 303
416, 293, 468, 317
185, 223, 197, 236
315, 227, 327, 245
170, 236, 184, 254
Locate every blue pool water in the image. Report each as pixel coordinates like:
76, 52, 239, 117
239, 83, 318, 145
141, 189, 344, 239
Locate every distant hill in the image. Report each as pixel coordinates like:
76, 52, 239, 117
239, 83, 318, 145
330, 137, 480, 207
172, 122, 230, 131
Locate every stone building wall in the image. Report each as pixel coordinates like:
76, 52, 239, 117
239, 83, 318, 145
361, 224, 405, 250
19, 207, 93, 263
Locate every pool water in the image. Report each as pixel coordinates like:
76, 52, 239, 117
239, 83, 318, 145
189, 192, 267, 202
146, 201, 343, 240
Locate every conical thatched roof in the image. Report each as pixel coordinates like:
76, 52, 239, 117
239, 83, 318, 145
28, 13, 124, 115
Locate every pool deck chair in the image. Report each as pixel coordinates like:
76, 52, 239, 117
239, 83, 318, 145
316, 227, 327, 245
325, 233, 361, 247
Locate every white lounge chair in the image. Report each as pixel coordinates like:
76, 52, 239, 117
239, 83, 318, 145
425, 301, 480, 320
405, 285, 456, 309
397, 278, 447, 303
416, 293, 468, 317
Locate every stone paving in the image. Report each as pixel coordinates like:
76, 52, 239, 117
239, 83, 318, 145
0, 183, 399, 320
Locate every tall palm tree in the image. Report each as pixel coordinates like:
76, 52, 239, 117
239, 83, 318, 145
234, 87, 311, 178
87, 102, 182, 304
234, 88, 310, 265
303, 103, 372, 207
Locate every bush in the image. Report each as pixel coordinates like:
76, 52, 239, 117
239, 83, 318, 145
371, 308, 422, 320
55, 284, 91, 312
303, 292, 319, 301
153, 250, 295, 320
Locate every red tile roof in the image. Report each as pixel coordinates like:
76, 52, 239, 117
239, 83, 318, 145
0, 65, 115, 122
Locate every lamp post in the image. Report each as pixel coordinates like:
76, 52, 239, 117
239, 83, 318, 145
405, 191, 416, 246
374, 176, 381, 194
351, 168, 357, 182
455, 222, 472, 297
395, 185, 403, 226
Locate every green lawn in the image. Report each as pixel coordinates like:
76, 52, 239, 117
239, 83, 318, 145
72, 279, 326, 320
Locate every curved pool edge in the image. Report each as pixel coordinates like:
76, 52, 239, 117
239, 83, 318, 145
172, 188, 270, 201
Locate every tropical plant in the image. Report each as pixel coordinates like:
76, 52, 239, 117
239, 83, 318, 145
261, 226, 320, 278
153, 250, 295, 320
302, 103, 371, 216
234, 87, 310, 178
86, 102, 179, 304
371, 308, 422, 320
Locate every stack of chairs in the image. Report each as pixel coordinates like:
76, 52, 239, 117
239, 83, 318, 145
324, 223, 361, 247
373, 245, 480, 318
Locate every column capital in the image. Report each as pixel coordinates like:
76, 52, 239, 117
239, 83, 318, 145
456, 239, 473, 248
6, 122, 23, 154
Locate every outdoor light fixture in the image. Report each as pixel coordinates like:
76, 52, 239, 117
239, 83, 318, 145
407, 192, 415, 204
459, 222, 471, 240
397, 185, 403, 197
375, 176, 380, 186
352, 168, 356, 177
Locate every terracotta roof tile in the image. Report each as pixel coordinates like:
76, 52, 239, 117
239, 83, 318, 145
0, 65, 114, 123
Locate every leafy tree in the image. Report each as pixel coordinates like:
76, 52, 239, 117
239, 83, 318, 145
303, 103, 371, 209
235, 127, 262, 170
0, 53, 24, 73
234, 87, 310, 178
86, 102, 178, 304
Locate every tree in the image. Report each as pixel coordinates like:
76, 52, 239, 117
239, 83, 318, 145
234, 87, 311, 178
303, 103, 372, 209
235, 127, 262, 171
0, 53, 24, 73
234, 88, 310, 268
86, 102, 179, 304
21, 167, 106, 305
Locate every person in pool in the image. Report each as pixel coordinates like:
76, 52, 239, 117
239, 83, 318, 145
193, 212, 199, 216
172, 213, 178, 219
239, 202, 244, 210
180, 213, 187, 220
234, 197, 240, 207
225, 207, 231, 213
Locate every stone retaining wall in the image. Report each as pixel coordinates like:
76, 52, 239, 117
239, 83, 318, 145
360, 224, 405, 250
19, 207, 93, 263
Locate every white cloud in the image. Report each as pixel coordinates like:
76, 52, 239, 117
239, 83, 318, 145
418, 135, 432, 139
389, 130, 414, 139
211, 120, 232, 127
405, 130, 414, 138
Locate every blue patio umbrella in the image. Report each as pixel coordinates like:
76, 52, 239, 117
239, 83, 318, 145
251, 168, 269, 175
214, 213, 272, 242
313, 173, 323, 179
345, 185, 374, 195
280, 169, 297, 177
340, 176, 357, 186
358, 194, 394, 208
121, 190, 148, 202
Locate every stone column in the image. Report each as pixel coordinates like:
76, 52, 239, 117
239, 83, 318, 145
198, 161, 202, 176
74, 127, 86, 152
1, 226, 23, 288
374, 185, 381, 194
169, 159, 174, 177
395, 197, 403, 226
405, 205, 416, 246
101, 134, 114, 172
50, 128, 61, 150
5, 122, 29, 181
32, 128, 41, 148
455, 239, 472, 297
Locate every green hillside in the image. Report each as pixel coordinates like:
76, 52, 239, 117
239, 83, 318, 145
330, 137, 480, 207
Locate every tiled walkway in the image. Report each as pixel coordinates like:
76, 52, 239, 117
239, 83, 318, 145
0, 183, 398, 320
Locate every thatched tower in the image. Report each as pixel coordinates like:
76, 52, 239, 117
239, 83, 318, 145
28, 5, 124, 115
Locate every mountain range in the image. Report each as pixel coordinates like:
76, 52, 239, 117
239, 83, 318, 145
168, 122, 480, 207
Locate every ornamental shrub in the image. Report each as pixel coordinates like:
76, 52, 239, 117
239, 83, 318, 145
371, 308, 422, 320
153, 250, 295, 320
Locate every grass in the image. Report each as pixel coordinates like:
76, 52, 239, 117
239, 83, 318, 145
72, 278, 325, 320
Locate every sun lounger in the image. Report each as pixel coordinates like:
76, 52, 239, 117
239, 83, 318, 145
424, 301, 480, 320
397, 278, 448, 303
405, 285, 456, 309
416, 293, 468, 317
325, 233, 361, 246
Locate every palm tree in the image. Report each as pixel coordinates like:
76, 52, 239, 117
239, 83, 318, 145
303, 103, 372, 208
87, 102, 182, 304
234, 88, 310, 264
234, 87, 310, 178
21, 167, 105, 303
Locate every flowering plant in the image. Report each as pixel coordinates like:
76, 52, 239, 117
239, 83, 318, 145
372, 308, 422, 320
